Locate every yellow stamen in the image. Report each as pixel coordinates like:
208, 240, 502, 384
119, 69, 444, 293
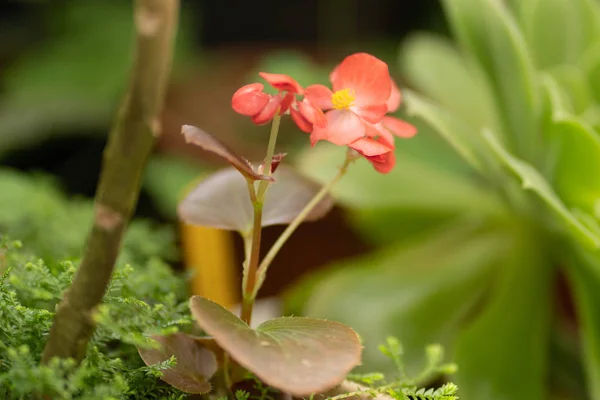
331, 88, 355, 110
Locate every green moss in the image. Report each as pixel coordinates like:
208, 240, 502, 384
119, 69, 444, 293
0, 170, 191, 399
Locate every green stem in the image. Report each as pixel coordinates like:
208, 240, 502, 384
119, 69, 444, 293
246, 180, 257, 204
253, 151, 353, 297
240, 203, 263, 325
240, 116, 282, 324
256, 115, 281, 200
223, 353, 232, 390
41, 0, 179, 363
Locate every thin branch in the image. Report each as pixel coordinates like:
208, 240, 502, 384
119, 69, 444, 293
41, 0, 179, 363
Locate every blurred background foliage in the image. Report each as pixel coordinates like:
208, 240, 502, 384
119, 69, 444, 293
1, 1, 600, 400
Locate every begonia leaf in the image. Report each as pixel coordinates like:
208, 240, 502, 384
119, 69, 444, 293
178, 166, 334, 233
182, 125, 272, 182
137, 332, 217, 394
189, 296, 361, 396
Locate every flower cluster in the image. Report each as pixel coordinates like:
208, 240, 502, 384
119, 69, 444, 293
232, 53, 416, 173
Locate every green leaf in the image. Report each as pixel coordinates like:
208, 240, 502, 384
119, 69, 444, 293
137, 333, 217, 394
454, 229, 551, 400
483, 129, 600, 248
441, 0, 541, 158
179, 166, 333, 233
502, 0, 521, 12
287, 220, 508, 376
519, 0, 600, 69
189, 296, 361, 396
548, 65, 593, 115
540, 74, 600, 215
549, 118, 600, 216
567, 245, 600, 399
346, 208, 456, 247
541, 73, 575, 119
400, 33, 500, 133
583, 42, 600, 104
403, 89, 486, 172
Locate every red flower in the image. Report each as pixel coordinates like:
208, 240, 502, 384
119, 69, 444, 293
306, 54, 417, 174
231, 73, 326, 132
231, 83, 270, 117
231, 53, 416, 174
305, 53, 392, 146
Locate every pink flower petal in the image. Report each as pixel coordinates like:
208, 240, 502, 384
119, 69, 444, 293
279, 92, 295, 114
251, 95, 283, 125
330, 53, 392, 107
349, 137, 393, 156
386, 79, 402, 113
365, 122, 395, 148
259, 72, 304, 94
382, 116, 418, 138
298, 99, 327, 128
232, 83, 270, 116
350, 134, 396, 173
310, 110, 365, 146
290, 107, 313, 133
351, 104, 388, 124
305, 84, 334, 110
367, 150, 395, 174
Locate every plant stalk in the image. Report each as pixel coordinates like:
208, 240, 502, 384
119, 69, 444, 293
256, 115, 281, 200
41, 0, 179, 363
240, 204, 263, 325
240, 116, 282, 325
240, 114, 281, 325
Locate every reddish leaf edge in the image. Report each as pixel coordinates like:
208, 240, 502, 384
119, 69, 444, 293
181, 125, 274, 182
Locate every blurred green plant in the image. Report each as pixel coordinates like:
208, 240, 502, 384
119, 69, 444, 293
337, 337, 458, 400
0, 170, 193, 399
143, 155, 207, 220
0, 0, 196, 158
286, 0, 600, 399
0, 169, 177, 264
